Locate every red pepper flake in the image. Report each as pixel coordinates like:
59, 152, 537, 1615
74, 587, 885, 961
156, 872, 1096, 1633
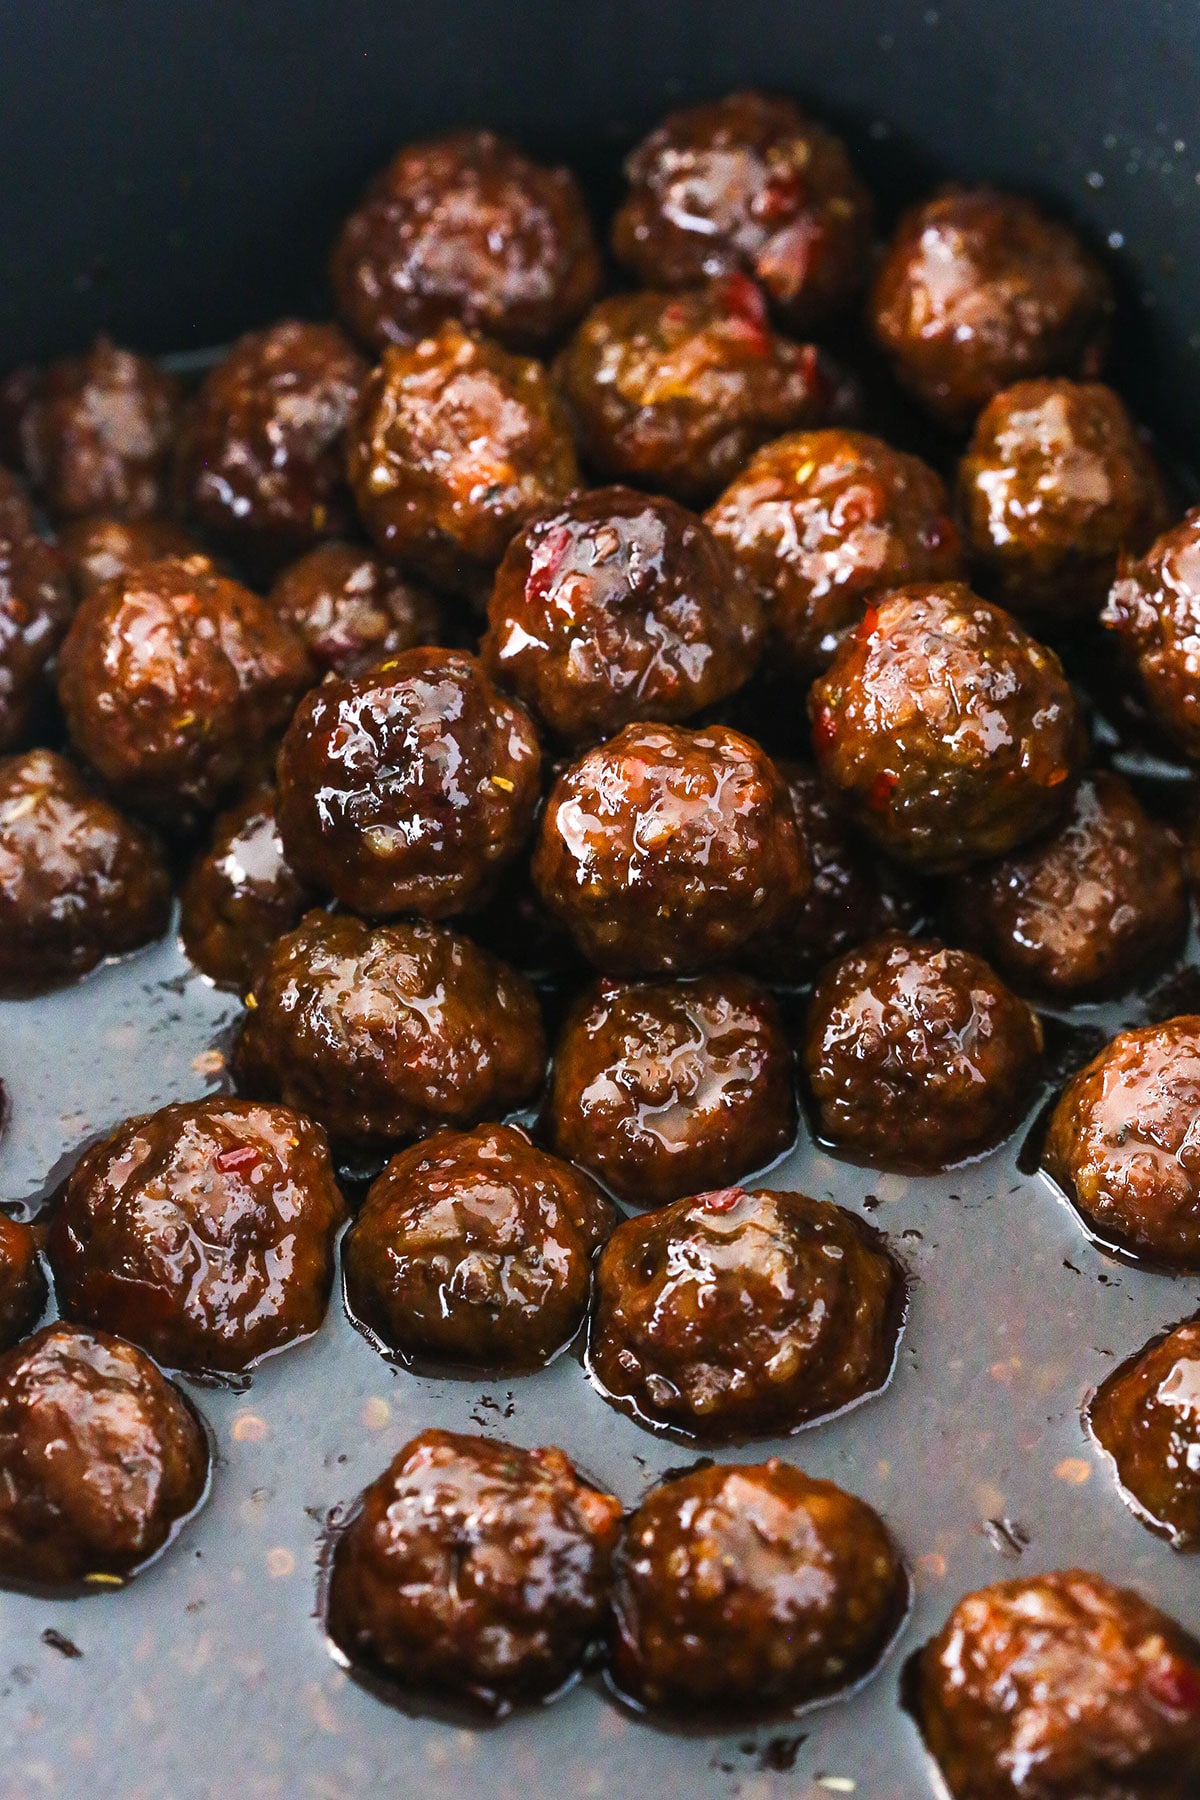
718, 273, 772, 356
754, 168, 804, 223
1147, 1655, 1200, 1717
216, 1144, 260, 1174
857, 604, 881, 643
525, 522, 574, 606
699, 1187, 746, 1214
866, 769, 898, 813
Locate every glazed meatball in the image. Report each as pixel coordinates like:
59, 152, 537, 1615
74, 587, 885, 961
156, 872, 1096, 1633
57, 513, 201, 601
1104, 507, 1200, 759
481, 486, 764, 744
810, 583, 1085, 872
947, 772, 1187, 1000
610, 1459, 906, 1716
870, 189, 1112, 427
235, 911, 545, 1152
0, 528, 74, 751
913, 1570, 1200, 1800
0, 466, 34, 540
554, 279, 832, 504
0, 1323, 208, 1588
276, 647, 541, 918
20, 338, 181, 521
533, 722, 807, 975
267, 540, 442, 678
179, 787, 314, 992
0, 750, 171, 997
705, 429, 961, 677
1043, 1016, 1200, 1269
1090, 1320, 1200, 1549
548, 974, 796, 1208
49, 1098, 345, 1374
591, 1186, 902, 1440
326, 1429, 622, 1712
612, 91, 872, 332
348, 322, 579, 602
804, 933, 1042, 1171
343, 1123, 614, 1369
57, 554, 312, 824
0, 1215, 46, 1350
175, 320, 367, 565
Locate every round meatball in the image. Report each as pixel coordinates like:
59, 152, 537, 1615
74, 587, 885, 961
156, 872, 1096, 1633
175, 320, 367, 565
533, 723, 807, 976
804, 933, 1042, 1171
481, 486, 764, 745
57, 514, 201, 601
348, 322, 579, 602
49, 1098, 345, 1374
0, 528, 75, 752
343, 1124, 614, 1369
705, 429, 961, 677
554, 280, 832, 505
810, 583, 1085, 872
947, 772, 1187, 1000
276, 647, 541, 919
1104, 507, 1200, 759
20, 338, 181, 521
1043, 1017, 1200, 1269
870, 189, 1113, 427
1090, 1320, 1200, 1550
913, 1570, 1200, 1800
612, 91, 873, 332
548, 973, 795, 1208
326, 1429, 622, 1712
0, 1323, 209, 1588
235, 911, 545, 1152
266, 540, 442, 678
179, 787, 314, 992
0, 1215, 46, 1350
57, 554, 312, 824
591, 1186, 903, 1440
0, 749, 171, 997
609, 1460, 906, 1716
0, 467, 34, 540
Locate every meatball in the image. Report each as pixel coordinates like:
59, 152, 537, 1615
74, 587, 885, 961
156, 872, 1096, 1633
0, 528, 74, 752
870, 189, 1113, 427
174, 320, 367, 565
49, 1098, 345, 1374
803, 933, 1041, 1171
57, 554, 312, 824
1043, 1017, 1200, 1269
235, 911, 545, 1152
548, 974, 795, 1208
481, 486, 764, 745
1089, 1320, 1200, 1550
276, 647, 541, 919
554, 279, 832, 504
20, 338, 181, 521
947, 772, 1187, 1000
1104, 507, 1200, 759
266, 540, 442, 678
179, 787, 314, 992
343, 1123, 613, 1369
612, 92, 873, 333
810, 583, 1085, 872
591, 1186, 902, 1440
0, 1323, 208, 1588
912, 1570, 1200, 1800
609, 1459, 906, 1716
0, 1215, 46, 1350
57, 514, 201, 601
0, 749, 171, 997
326, 1429, 622, 1712
533, 722, 807, 975
705, 429, 961, 677
348, 322, 579, 602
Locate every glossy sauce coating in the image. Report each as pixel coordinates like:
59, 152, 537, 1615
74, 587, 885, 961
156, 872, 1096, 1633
179, 787, 314, 993
1104, 506, 1200, 758
267, 540, 442, 678
0, 1214, 46, 1350
57, 514, 202, 601
20, 338, 181, 521
0, 527, 75, 751
1090, 1320, 1200, 1549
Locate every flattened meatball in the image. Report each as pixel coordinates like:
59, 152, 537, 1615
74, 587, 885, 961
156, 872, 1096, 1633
276, 647, 541, 918
343, 1123, 613, 1369
58, 514, 201, 601
804, 933, 1041, 1171
175, 321, 367, 565
0, 528, 74, 751
57, 554, 312, 824
870, 189, 1112, 427
326, 1429, 622, 1712
0, 1215, 46, 1350
706, 428, 960, 677
548, 974, 795, 1208
235, 911, 545, 1152
0, 1323, 208, 1588
1044, 1017, 1200, 1269
554, 280, 832, 504
913, 1570, 1200, 1800
20, 338, 181, 521
481, 486, 764, 744
610, 1460, 906, 1716
0, 749, 171, 996
179, 787, 314, 992
810, 583, 1085, 872
1104, 507, 1200, 759
1090, 1320, 1200, 1549
49, 1098, 345, 1374
267, 540, 442, 678
348, 322, 579, 602
947, 772, 1187, 999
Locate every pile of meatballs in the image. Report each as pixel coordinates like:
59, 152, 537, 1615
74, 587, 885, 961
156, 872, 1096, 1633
3, 90, 1200, 1794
